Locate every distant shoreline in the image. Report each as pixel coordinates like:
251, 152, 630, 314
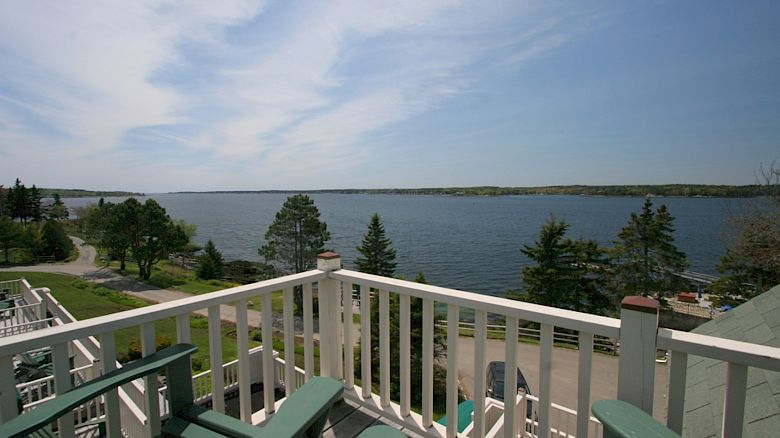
167, 184, 765, 198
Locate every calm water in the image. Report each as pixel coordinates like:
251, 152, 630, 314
64, 194, 747, 297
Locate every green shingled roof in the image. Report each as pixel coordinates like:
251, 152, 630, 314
682, 284, 780, 438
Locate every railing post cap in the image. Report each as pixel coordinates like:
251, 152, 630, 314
621, 296, 659, 314
317, 252, 341, 271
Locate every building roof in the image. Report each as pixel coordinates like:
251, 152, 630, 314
682, 284, 780, 437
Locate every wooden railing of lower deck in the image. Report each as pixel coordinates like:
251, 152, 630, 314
0, 269, 325, 438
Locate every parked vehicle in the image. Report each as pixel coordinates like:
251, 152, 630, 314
485, 361, 533, 418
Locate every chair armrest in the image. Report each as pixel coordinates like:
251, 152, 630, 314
0, 343, 198, 438
591, 399, 680, 438
259, 377, 344, 437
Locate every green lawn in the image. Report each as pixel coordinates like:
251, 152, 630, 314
106, 260, 238, 294
106, 259, 286, 311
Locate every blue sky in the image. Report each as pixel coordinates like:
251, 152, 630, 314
0, 0, 778, 192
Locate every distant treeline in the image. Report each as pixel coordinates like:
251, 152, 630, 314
39, 188, 144, 198
175, 184, 766, 198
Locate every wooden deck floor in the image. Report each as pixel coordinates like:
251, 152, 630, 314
321, 398, 423, 438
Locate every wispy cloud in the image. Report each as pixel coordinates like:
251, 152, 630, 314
0, 0, 595, 191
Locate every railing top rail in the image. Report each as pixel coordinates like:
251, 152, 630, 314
657, 328, 780, 372
0, 270, 325, 357
330, 269, 621, 337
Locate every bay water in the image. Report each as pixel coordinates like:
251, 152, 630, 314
64, 194, 747, 297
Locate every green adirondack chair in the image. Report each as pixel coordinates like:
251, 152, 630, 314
0, 343, 343, 438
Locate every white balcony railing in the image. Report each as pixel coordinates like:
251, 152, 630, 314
0, 253, 779, 438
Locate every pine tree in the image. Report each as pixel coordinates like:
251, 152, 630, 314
612, 198, 688, 298
355, 213, 396, 277
517, 217, 575, 308
512, 216, 611, 313
197, 240, 224, 280
48, 193, 69, 221
259, 194, 329, 313
28, 185, 43, 223
6, 179, 28, 224
41, 220, 74, 260
0, 217, 22, 263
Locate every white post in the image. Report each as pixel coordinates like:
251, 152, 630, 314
303, 283, 314, 382
473, 310, 488, 438
422, 298, 434, 427
380, 289, 390, 407
446, 304, 460, 438
360, 284, 372, 398
617, 296, 659, 414
318, 252, 342, 379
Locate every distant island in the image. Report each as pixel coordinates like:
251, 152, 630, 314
173, 184, 765, 198
41, 188, 145, 198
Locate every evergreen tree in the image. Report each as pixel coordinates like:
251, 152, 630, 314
355, 213, 397, 277
0, 185, 6, 218
48, 193, 69, 221
612, 198, 688, 298
570, 239, 612, 314
0, 217, 22, 263
6, 179, 28, 224
517, 217, 575, 308
197, 240, 224, 280
259, 194, 329, 313
511, 217, 611, 313
40, 220, 74, 260
28, 186, 43, 223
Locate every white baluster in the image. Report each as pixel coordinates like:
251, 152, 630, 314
504, 317, 518, 438
53, 342, 75, 438
303, 283, 314, 382
399, 293, 410, 416
379, 289, 390, 407
235, 299, 252, 423
100, 332, 121, 437
577, 332, 593, 438
473, 310, 488, 438
141, 323, 161, 436
538, 323, 553, 437
344, 282, 355, 390
722, 362, 747, 438
446, 304, 460, 438
261, 293, 275, 414
283, 287, 296, 395
666, 350, 687, 433
208, 306, 225, 413
361, 284, 372, 399
422, 298, 434, 427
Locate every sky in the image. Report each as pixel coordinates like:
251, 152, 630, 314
0, 0, 778, 192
